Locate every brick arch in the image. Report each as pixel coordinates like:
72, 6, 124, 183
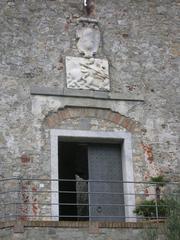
45, 107, 140, 133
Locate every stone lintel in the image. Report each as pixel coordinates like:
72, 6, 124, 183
79, 17, 98, 24
30, 86, 144, 102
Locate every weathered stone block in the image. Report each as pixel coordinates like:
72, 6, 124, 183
88, 222, 99, 234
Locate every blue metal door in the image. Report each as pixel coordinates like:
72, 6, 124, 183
88, 143, 125, 221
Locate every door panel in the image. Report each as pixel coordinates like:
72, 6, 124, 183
88, 143, 125, 221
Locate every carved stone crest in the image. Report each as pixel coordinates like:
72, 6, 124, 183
76, 25, 100, 58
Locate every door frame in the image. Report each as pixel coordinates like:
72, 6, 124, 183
50, 129, 136, 222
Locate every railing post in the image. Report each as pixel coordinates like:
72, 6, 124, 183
16, 176, 23, 221
154, 184, 159, 222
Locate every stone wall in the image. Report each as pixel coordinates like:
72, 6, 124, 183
0, 222, 166, 240
0, 227, 144, 240
0, 0, 179, 221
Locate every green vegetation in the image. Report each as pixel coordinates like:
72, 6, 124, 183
150, 175, 167, 201
139, 227, 159, 240
134, 199, 168, 219
134, 175, 168, 219
138, 197, 180, 240
164, 197, 180, 240
136, 179, 180, 240
150, 175, 166, 187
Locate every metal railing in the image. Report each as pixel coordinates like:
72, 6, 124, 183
0, 177, 179, 222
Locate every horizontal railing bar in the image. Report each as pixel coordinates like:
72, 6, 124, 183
0, 178, 179, 184
0, 214, 168, 220
0, 178, 179, 222
58, 215, 167, 219
0, 202, 171, 208
0, 190, 179, 196
0, 177, 20, 182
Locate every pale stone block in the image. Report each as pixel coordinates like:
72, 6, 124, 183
66, 56, 110, 91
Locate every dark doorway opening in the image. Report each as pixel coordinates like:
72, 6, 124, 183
58, 140, 125, 221
58, 142, 89, 221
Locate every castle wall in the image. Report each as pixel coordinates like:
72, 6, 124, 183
0, 0, 179, 221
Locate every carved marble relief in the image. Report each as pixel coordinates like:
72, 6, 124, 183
66, 56, 110, 91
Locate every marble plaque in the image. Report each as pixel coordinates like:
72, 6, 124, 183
66, 57, 110, 91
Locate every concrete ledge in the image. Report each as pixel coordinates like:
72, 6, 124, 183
0, 221, 14, 229
30, 86, 144, 102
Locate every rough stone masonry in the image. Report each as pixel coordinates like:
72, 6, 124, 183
0, 0, 179, 228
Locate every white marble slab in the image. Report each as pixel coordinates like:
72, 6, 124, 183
66, 56, 110, 91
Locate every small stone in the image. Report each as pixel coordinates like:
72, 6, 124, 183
48, 228, 56, 235
21, 154, 31, 164
7, 0, 15, 7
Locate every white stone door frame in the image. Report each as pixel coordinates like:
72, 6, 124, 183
50, 129, 136, 222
